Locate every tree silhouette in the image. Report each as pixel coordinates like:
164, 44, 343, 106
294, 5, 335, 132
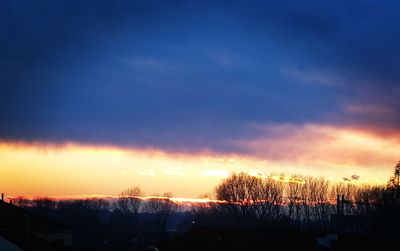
145, 192, 178, 235
215, 172, 260, 225
117, 186, 144, 233
118, 187, 143, 215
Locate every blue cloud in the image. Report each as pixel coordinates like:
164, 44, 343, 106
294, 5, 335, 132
1, 0, 399, 152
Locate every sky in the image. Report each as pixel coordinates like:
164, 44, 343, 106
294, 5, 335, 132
1, 0, 400, 198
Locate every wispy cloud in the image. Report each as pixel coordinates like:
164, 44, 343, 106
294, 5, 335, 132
344, 103, 396, 117
232, 123, 399, 182
206, 51, 249, 70
282, 67, 342, 86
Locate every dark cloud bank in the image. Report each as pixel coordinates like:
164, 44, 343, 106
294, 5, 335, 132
1, 0, 400, 152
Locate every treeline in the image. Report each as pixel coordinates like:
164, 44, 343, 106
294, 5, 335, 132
13, 190, 190, 249
11, 167, 400, 248
194, 172, 400, 236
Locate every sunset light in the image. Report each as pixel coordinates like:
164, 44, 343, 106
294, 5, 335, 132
1, 1, 400, 249
1, 123, 396, 199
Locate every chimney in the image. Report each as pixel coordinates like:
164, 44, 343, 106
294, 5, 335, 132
341, 195, 345, 215
336, 194, 342, 215
1, 193, 4, 202
336, 194, 340, 215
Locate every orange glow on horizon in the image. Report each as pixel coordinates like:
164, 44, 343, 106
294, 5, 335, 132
7, 194, 224, 204
0, 124, 397, 198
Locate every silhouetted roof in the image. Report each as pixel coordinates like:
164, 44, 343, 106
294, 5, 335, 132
0, 200, 73, 232
0, 229, 55, 251
0, 229, 112, 251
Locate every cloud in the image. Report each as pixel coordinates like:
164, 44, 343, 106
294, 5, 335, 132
282, 67, 341, 86
233, 123, 400, 173
344, 104, 395, 117
351, 175, 360, 180
0, 139, 392, 199
1, 0, 400, 156
206, 51, 248, 70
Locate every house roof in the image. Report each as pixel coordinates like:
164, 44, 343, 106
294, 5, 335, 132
0, 229, 56, 251
0, 200, 73, 232
0, 235, 24, 251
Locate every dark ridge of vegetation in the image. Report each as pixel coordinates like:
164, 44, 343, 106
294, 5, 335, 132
11, 162, 400, 249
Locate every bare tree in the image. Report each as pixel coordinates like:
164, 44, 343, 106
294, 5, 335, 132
354, 185, 378, 216
145, 192, 178, 233
117, 186, 143, 215
286, 175, 303, 222
257, 177, 284, 222
33, 197, 56, 209
215, 172, 261, 225
300, 176, 312, 228
312, 177, 330, 228
331, 183, 357, 215
83, 198, 110, 220
116, 186, 144, 233
13, 196, 30, 208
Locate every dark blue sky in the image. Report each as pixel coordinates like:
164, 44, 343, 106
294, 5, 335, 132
1, 0, 400, 152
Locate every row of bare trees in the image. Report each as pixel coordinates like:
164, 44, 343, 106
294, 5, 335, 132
117, 188, 178, 234
12, 166, 400, 237
12, 189, 181, 248
12, 174, 386, 232
200, 172, 391, 231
